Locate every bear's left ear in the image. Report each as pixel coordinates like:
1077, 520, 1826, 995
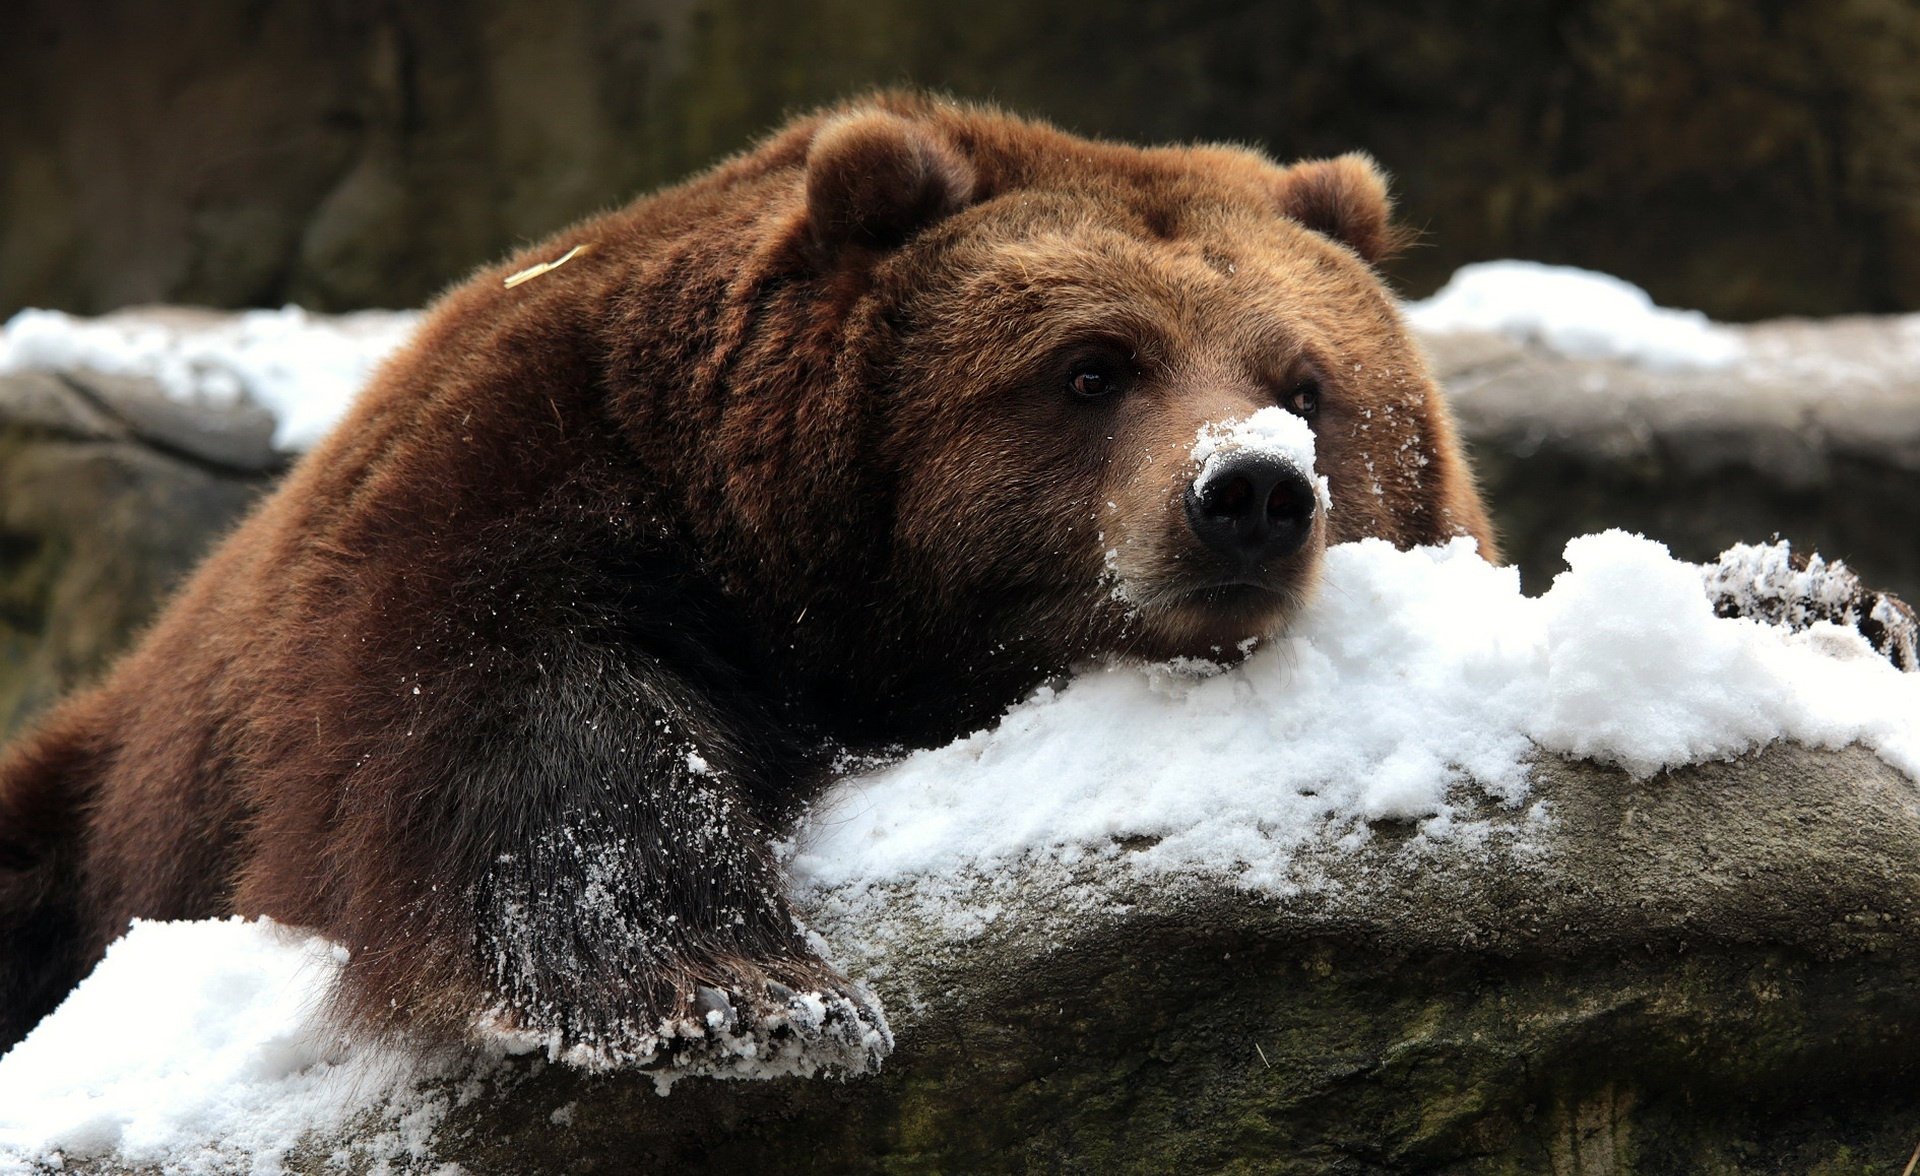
805, 111, 977, 256
1272, 153, 1405, 265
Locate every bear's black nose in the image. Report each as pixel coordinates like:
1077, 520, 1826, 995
1185, 453, 1317, 567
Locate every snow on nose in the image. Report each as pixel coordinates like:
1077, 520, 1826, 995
1189, 407, 1332, 518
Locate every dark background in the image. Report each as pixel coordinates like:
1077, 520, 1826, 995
3, 0, 1917, 322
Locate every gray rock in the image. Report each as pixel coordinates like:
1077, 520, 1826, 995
0, 370, 276, 738
264, 743, 1920, 1174
0, 370, 122, 441
1427, 317, 1920, 602
58, 367, 280, 474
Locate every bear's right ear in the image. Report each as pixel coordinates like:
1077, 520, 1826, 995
1271, 153, 1407, 265
805, 112, 976, 256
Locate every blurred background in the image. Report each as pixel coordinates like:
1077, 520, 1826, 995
4, 0, 1920, 737
4, 0, 1918, 321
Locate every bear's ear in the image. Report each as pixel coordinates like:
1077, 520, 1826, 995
805, 112, 976, 256
1272, 153, 1406, 265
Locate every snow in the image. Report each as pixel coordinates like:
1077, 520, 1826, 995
0, 306, 420, 451
0, 918, 450, 1176
1189, 406, 1333, 513
789, 532, 1920, 921
1403, 260, 1744, 371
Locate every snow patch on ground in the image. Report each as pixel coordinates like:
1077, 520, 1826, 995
0, 918, 452, 1176
1404, 261, 1744, 371
0, 306, 420, 451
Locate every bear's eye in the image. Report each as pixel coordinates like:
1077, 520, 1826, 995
1286, 379, 1321, 418
1068, 360, 1128, 402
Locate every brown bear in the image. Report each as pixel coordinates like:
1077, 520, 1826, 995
0, 94, 1496, 1067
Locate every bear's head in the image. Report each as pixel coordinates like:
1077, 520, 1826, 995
580, 95, 1493, 740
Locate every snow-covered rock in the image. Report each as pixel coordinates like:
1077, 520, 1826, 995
1404, 261, 1744, 371
0, 306, 418, 453
4, 533, 1920, 1173
7, 739, 1919, 1174
1426, 305, 1920, 602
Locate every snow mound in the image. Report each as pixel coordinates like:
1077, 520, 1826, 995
1404, 260, 1743, 371
0, 918, 446, 1176
0, 306, 420, 451
790, 532, 1919, 913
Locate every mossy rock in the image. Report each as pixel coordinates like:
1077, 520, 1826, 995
0, 371, 276, 738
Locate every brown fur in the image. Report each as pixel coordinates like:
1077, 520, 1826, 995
0, 94, 1493, 1054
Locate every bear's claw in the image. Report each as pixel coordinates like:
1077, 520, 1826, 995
639, 977, 894, 1087
693, 984, 737, 1031
1703, 540, 1918, 672
474, 970, 893, 1087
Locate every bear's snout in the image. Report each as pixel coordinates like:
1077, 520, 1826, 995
1183, 452, 1317, 570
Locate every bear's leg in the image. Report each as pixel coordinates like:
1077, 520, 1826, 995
468, 755, 890, 1074
0, 704, 106, 1050
1701, 540, 1918, 671
295, 641, 890, 1076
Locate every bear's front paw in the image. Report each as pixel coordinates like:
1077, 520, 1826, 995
1702, 540, 1917, 671
650, 974, 894, 1088
473, 968, 893, 1089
